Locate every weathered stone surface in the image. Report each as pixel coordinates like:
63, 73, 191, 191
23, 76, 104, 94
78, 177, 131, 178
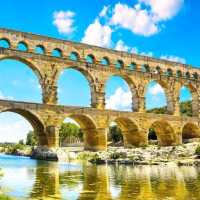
0, 28, 200, 151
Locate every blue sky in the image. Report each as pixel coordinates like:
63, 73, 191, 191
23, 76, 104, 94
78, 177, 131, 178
0, 0, 196, 142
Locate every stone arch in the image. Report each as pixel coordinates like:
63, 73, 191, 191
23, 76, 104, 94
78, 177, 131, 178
0, 38, 11, 48
0, 56, 43, 83
69, 51, 80, 61
144, 80, 173, 113
52, 48, 62, 57
101, 56, 110, 66
0, 108, 48, 146
17, 41, 28, 51
112, 117, 144, 147
64, 114, 99, 151
150, 120, 176, 146
182, 123, 200, 140
179, 83, 198, 116
35, 44, 46, 55
57, 66, 95, 107
86, 54, 95, 64
105, 74, 139, 111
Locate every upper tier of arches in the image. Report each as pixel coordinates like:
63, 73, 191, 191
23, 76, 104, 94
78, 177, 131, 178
0, 28, 200, 81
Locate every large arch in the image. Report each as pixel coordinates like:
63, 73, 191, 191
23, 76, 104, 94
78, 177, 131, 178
0, 56, 43, 81
150, 120, 177, 146
112, 117, 144, 147
182, 123, 200, 140
63, 114, 99, 151
0, 108, 48, 146
57, 66, 94, 107
105, 74, 139, 111
145, 80, 172, 114
179, 83, 198, 116
0, 57, 43, 103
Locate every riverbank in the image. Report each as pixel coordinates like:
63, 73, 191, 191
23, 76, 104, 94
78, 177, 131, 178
1, 142, 200, 166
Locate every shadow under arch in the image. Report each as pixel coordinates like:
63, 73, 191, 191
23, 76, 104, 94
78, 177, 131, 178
0, 56, 43, 82
113, 117, 145, 147
182, 123, 200, 140
57, 66, 95, 107
0, 108, 48, 146
105, 74, 139, 111
64, 114, 99, 151
150, 120, 177, 146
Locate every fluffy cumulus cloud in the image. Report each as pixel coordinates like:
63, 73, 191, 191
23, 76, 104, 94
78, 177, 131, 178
110, 0, 184, 36
81, 19, 112, 47
53, 10, 76, 35
99, 6, 109, 18
115, 40, 138, 53
160, 55, 186, 64
148, 83, 164, 95
140, 0, 184, 20
106, 87, 132, 111
110, 3, 158, 36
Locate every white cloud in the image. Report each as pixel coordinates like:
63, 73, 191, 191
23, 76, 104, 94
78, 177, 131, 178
110, 0, 183, 36
140, 0, 184, 21
140, 51, 153, 57
115, 40, 138, 54
82, 19, 112, 47
110, 3, 158, 36
53, 10, 76, 35
106, 87, 132, 111
160, 55, 186, 64
0, 116, 32, 143
99, 6, 109, 18
148, 84, 164, 95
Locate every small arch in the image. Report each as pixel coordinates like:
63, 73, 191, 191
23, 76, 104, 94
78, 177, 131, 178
185, 72, 190, 79
86, 54, 95, 64
192, 72, 198, 80
52, 48, 62, 57
176, 70, 182, 77
0, 38, 10, 48
69, 51, 80, 61
142, 64, 150, 73
182, 123, 200, 141
35, 45, 45, 55
150, 120, 176, 146
17, 41, 28, 52
155, 66, 161, 74
101, 57, 110, 66
129, 62, 136, 71
166, 68, 173, 76
115, 59, 124, 69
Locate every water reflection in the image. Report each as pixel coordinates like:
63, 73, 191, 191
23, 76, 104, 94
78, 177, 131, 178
1, 155, 200, 199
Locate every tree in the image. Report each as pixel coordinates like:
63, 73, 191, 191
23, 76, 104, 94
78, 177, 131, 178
59, 122, 83, 146
108, 125, 123, 144
26, 131, 38, 146
18, 139, 24, 145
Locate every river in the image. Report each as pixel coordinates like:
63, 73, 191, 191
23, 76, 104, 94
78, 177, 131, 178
0, 154, 200, 199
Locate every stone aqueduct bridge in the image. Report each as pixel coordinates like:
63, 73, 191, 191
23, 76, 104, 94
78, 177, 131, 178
0, 28, 200, 151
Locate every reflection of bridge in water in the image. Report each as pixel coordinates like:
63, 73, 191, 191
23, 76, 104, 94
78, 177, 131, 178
1, 28, 200, 150
29, 162, 200, 200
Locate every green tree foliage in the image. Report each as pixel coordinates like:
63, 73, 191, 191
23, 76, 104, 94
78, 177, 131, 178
59, 122, 83, 146
108, 125, 123, 144
26, 131, 38, 146
180, 101, 192, 116
147, 101, 192, 116
18, 139, 24, 145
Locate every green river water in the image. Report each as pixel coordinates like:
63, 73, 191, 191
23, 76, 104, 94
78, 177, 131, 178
0, 154, 200, 200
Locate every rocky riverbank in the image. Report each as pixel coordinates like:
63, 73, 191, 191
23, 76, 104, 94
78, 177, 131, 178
1, 142, 200, 165
76, 142, 200, 166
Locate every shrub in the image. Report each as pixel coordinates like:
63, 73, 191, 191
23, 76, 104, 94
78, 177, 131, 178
195, 146, 200, 155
